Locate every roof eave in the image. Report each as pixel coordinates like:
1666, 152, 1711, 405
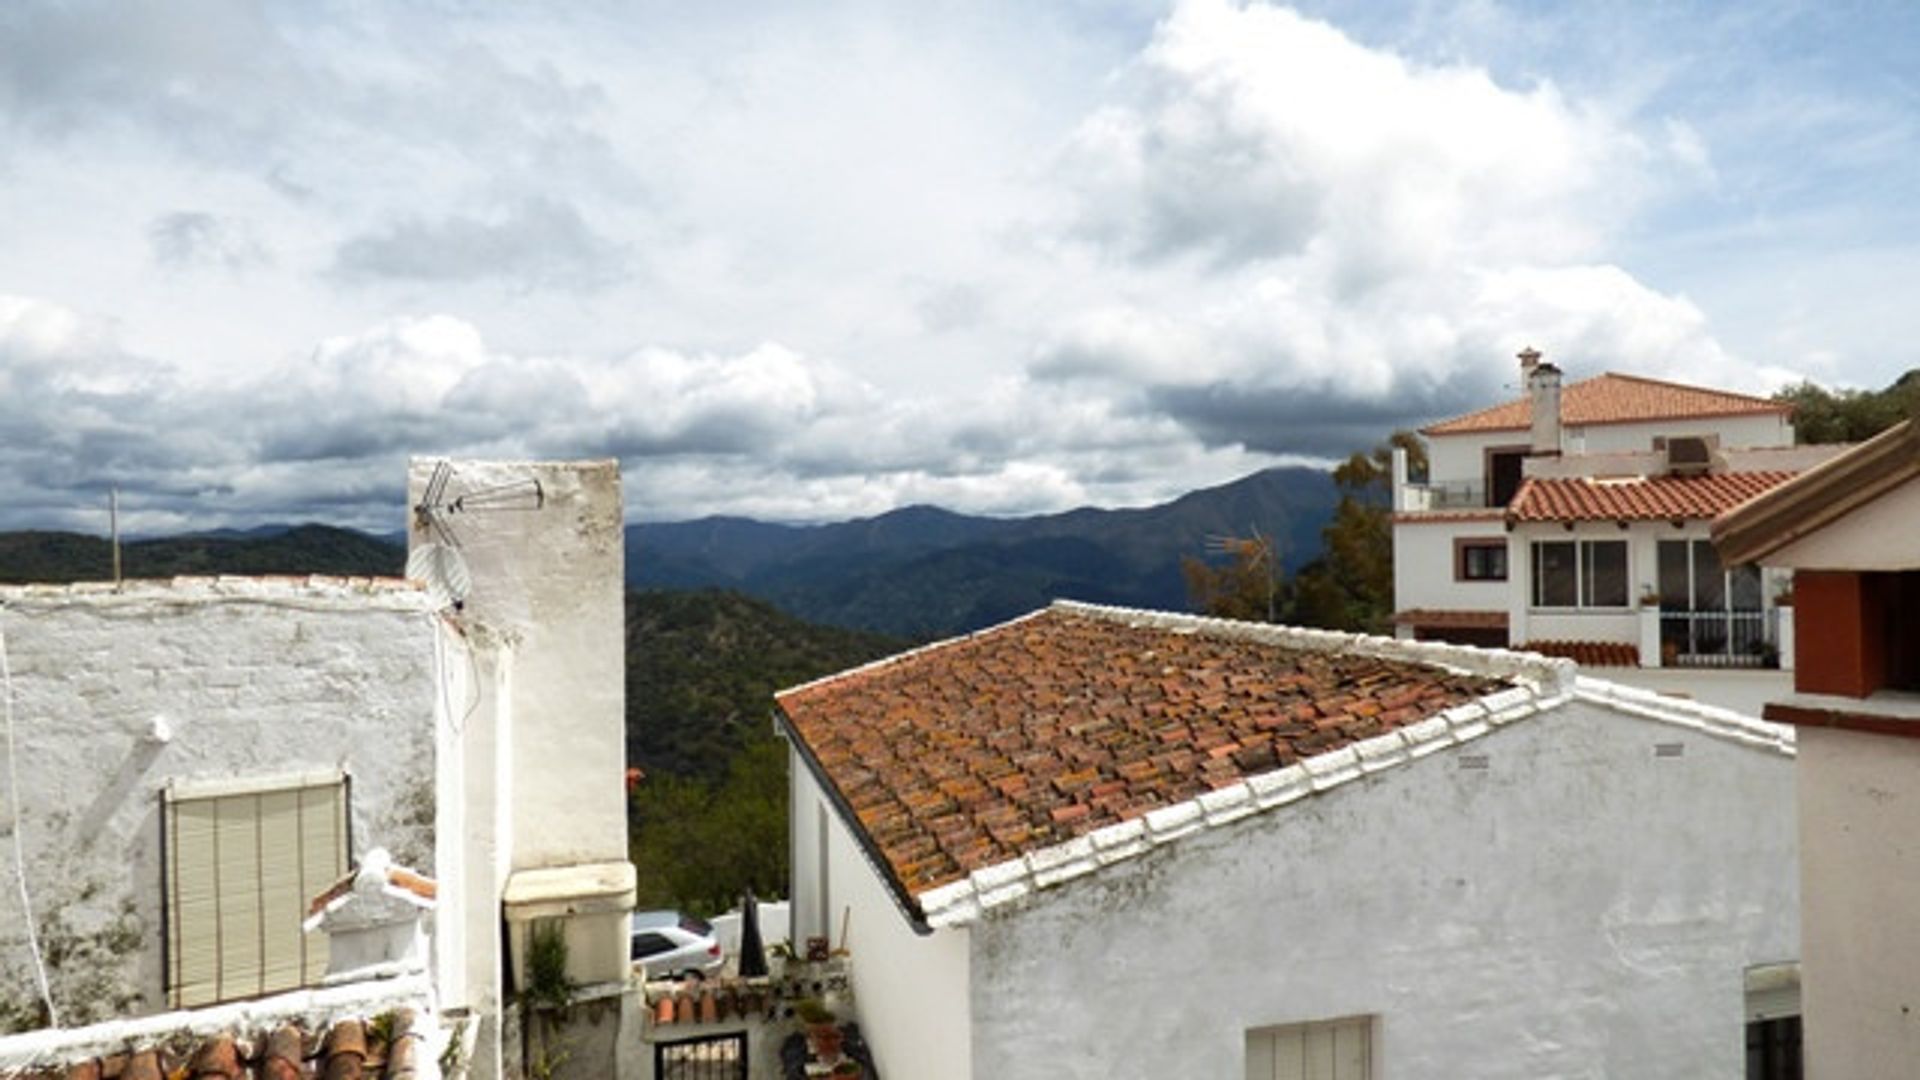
772, 703, 937, 938
1713, 421, 1920, 566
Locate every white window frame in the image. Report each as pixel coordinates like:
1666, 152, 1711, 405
1530, 538, 1630, 610
164, 770, 351, 1007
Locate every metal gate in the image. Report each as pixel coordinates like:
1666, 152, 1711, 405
655, 1032, 747, 1080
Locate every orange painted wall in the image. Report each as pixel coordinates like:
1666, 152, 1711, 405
1795, 571, 1883, 698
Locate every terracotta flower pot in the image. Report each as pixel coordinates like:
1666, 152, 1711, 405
809, 1023, 844, 1060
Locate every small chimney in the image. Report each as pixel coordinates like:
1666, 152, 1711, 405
1528, 358, 1562, 456
1518, 345, 1542, 377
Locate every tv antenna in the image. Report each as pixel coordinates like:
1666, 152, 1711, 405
1205, 527, 1279, 623
406, 461, 545, 610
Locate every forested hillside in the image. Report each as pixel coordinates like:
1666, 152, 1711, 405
624, 589, 903, 911
0, 524, 402, 583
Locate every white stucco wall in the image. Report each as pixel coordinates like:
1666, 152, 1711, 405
1425, 413, 1793, 488
1425, 431, 1529, 489
0, 580, 438, 1032
790, 756, 971, 1080
964, 699, 1798, 1079
1390, 519, 1510, 618
410, 459, 628, 872
1795, 725, 1920, 1076
1566, 413, 1791, 455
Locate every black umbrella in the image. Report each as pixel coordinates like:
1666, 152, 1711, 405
737, 888, 769, 978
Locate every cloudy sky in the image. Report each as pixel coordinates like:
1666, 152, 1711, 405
2, 0, 1915, 533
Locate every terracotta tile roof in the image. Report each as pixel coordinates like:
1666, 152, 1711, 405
775, 602, 1514, 906
1391, 609, 1508, 630
1423, 373, 1789, 435
1524, 640, 1641, 668
1506, 471, 1797, 523
5, 1013, 424, 1080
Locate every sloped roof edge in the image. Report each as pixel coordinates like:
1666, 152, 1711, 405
1713, 419, 1920, 565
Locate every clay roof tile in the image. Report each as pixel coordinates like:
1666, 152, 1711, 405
1424, 372, 1788, 435
776, 605, 1508, 904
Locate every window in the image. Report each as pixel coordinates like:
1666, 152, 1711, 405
1745, 963, 1802, 1080
1455, 538, 1507, 582
1247, 1015, 1372, 1080
1531, 540, 1628, 608
631, 932, 675, 960
165, 773, 349, 1008
1659, 540, 1759, 611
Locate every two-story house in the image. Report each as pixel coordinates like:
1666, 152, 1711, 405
1392, 349, 1842, 669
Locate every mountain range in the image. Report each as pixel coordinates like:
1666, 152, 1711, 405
0, 466, 1338, 638
626, 466, 1337, 636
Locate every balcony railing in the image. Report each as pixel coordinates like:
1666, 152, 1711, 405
1659, 609, 1778, 668
1400, 480, 1491, 511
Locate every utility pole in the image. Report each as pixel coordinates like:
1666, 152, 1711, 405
110, 487, 123, 588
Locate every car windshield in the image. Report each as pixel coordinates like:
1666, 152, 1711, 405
679, 914, 713, 936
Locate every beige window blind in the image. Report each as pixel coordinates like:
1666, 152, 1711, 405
166, 774, 348, 1007
1246, 1015, 1372, 1080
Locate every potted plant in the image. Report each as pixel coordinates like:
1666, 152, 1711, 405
795, 998, 842, 1060
1638, 584, 1660, 608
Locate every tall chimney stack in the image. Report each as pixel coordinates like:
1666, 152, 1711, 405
1526, 349, 1562, 456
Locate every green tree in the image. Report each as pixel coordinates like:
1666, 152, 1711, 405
1288, 429, 1427, 633
1773, 372, 1920, 444
623, 589, 901, 913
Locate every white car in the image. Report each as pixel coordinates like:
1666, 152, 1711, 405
630, 910, 725, 979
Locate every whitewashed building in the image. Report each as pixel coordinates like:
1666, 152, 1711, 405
1393, 349, 1840, 669
1716, 418, 1920, 1076
0, 459, 635, 1080
776, 601, 1800, 1080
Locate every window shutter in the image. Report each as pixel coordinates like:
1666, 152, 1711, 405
168, 798, 222, 1007
1247, 1016, 1372, 1080
298, 782, 348, 986
167, 776, 348, 1007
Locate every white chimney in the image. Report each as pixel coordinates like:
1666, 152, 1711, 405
1528, 357, 1562, 456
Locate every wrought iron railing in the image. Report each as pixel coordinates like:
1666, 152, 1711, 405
1660, 609, 1778, 668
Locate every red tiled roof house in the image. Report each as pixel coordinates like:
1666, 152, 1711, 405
1391, 348, 1844, 671
1714, 418, 1920, 1076
776, 601, 1799, 1079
